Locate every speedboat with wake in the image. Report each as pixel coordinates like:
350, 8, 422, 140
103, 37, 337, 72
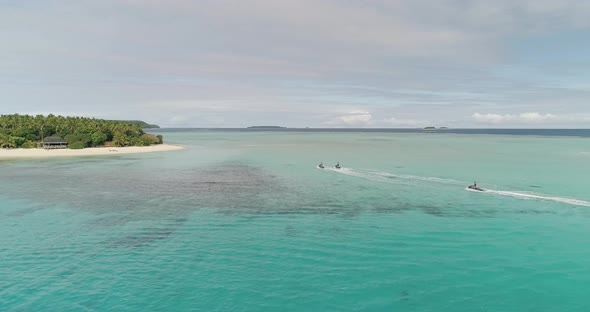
335, 162, 341, 169
467, 181, 484, 192
318, 162, 325, 169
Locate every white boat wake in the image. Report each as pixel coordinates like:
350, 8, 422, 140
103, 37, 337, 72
368, 170, 465, 186
319, 166, 590, 207
321, 167, 411, 185
484, 189, 590, 207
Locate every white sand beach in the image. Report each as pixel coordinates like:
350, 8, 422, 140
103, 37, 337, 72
0, 144, 184, 159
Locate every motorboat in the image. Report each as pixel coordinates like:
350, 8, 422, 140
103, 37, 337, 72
468, 181, 484, 192
318, 162, 325, 169
335, 162, 341, 169
468, 185, 484, 192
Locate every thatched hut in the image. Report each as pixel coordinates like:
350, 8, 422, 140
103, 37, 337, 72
43, 136, 67, 149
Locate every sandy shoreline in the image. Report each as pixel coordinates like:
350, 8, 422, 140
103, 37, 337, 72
0, 144, 184, 159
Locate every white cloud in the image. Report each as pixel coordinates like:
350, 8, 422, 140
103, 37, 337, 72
519, 112, 557, 122
325, 111, 373, 127
382, 116, 424, 127
472, 112, 558, 124
3, 1, 590, 127
168, 115, 192, 126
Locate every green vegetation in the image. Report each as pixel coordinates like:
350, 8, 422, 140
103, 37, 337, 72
139, 133, 160, 146
67, 141, 86, 149
111, 120, 160, 129
0, 114, 164, 149
21, 141, 37, 149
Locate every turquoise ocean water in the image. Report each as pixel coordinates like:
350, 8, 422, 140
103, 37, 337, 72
2, 130, 590, 311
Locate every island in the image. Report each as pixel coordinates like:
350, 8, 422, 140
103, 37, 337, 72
111, 120, 160, 129
423, 127, 437, 131
247, 126, 286, 129
0, 114, 182, 159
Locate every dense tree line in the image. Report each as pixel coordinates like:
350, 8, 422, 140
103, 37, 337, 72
113, 120, 160, 129
0, 114, 163, 149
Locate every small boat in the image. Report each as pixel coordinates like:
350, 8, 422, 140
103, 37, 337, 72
467, 181, 484, 192
468, 185, 484, 192
335, 162, 341, 169
318, 162, 325, 169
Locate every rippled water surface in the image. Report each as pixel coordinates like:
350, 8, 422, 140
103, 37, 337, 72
2, 130, 590, 311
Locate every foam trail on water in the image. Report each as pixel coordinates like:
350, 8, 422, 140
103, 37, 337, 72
366, 170, 465, 186
322, 167, 410, 185
484, 189, 590, 207
319, 166, 590, 208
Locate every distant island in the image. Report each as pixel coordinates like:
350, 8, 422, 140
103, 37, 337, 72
111, 120, 160, 129
0, 114, 164, 149
423, 127, 449, 131
247, 126, 286, 129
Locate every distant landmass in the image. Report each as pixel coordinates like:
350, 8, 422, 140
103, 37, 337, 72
113, 120, 160, 129
247, 126, 286, 129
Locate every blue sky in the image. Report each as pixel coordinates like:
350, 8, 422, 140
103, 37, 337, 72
1, 0, 590, 128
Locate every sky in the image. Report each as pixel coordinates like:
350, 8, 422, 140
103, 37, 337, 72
1, 0, 590, 128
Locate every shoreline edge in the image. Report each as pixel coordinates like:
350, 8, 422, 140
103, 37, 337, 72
0, 144, 184, 159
